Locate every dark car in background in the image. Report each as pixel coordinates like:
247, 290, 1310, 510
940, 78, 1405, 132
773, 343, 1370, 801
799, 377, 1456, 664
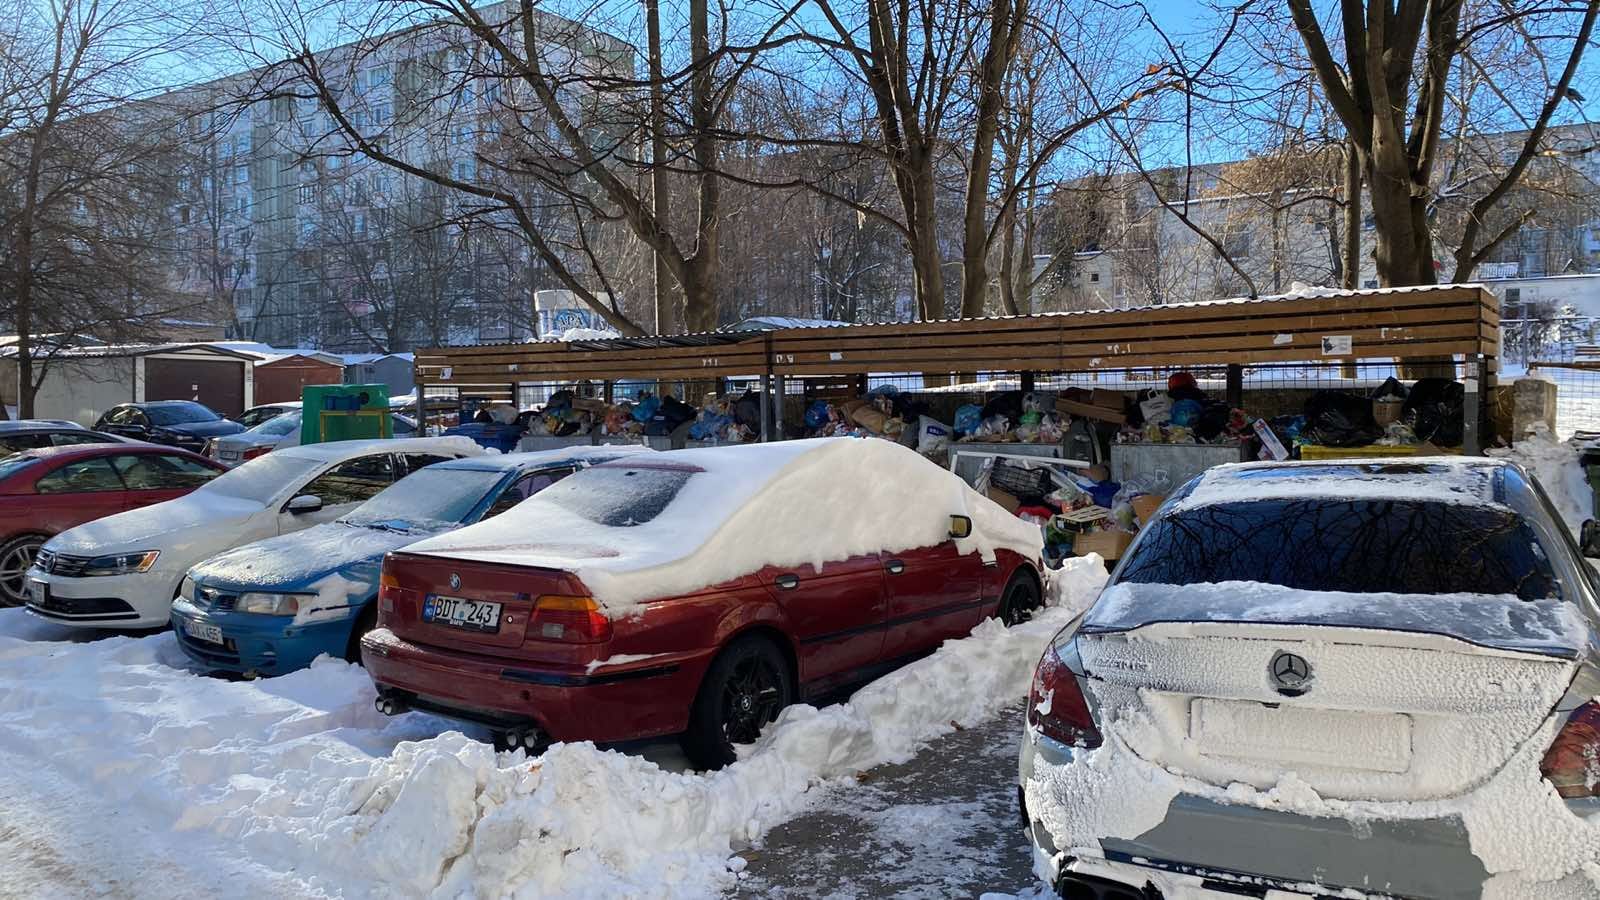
0, 420, 131, 454
0, 443, 225, 606
94, 401, 246, 452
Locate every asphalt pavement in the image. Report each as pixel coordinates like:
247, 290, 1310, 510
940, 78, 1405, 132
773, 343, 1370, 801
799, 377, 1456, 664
730, 705, 1040, 900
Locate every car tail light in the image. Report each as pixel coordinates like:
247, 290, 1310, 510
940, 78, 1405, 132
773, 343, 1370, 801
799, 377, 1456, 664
1541, 701, 1600, 798
377, 568, 404, 623
529, 595, 611, 643
243, 446, 271, 461
1028, 638, 1102, 749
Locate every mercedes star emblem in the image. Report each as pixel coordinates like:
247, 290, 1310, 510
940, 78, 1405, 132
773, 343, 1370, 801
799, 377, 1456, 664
1268, 650, 1313, 695
449, 573, 461, 591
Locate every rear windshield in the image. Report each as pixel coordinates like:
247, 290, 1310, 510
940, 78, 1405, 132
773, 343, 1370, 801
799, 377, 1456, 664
255, 413, 302, 437
147, 403, 220, 426
534, 465, 694, 527
1117, 499, 1559, 602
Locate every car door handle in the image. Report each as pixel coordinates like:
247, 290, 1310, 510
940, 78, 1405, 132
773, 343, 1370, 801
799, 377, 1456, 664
885, 560, 905, 575
774, 574, 799, 590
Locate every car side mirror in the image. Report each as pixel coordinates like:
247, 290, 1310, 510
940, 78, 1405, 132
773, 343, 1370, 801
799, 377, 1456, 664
949, 514, 973, 540
287, 494, 324, 514
1582, 520, 1600, 559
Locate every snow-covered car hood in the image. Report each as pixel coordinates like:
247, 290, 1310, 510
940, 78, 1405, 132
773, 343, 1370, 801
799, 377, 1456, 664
189, 521, 441, 591
403, 438, 1043, 612
47, 492, 263, 554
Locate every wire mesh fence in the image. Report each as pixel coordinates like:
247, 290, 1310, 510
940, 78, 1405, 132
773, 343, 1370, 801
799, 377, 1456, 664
1526, 362, 1600, 440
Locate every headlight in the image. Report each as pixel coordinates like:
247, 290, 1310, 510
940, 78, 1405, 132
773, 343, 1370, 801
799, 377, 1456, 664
81, 550, 160, 576
234, 592, 304, 616
179, 575, 196, 602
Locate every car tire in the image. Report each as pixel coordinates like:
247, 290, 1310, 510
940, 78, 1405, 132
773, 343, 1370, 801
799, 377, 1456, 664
681, 635, 795, 771
996, 568, 1043, 627
344, 605, 378, 664
0, 534, 47, 608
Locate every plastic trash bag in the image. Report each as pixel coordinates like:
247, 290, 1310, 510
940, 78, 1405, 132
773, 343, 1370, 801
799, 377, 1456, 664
1402, 378, 1464, 446
1301, 391, 1380, 447
954, 404, 983, 435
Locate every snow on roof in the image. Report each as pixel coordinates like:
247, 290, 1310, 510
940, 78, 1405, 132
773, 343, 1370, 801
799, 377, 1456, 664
538, 327, 623, 342
275, 435, 482, 462
341, 352, 415, 365
721, 316, 853, 332
0, 341, 257, 360
1171, 458, 1505, 514
404, 437, 1041, 611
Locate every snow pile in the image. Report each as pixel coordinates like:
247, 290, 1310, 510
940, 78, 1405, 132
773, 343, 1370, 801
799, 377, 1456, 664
1489, 424, 1593, 535
540, 327, 622, 342
0, 556, 1106, 899
408, 438, 1045, 612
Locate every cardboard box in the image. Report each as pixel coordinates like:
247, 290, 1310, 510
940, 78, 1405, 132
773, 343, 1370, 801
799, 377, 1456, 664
1074, 529, 1133, 560
1131, 493, 1166, 526
987, 486, 1021, 513
1090, 389, 1126, 409
1373, 399, 1403, 426
1056, 397, 1127, 425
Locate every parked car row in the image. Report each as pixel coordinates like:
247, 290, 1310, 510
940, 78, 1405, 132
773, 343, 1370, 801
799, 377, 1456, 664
10, 435, 1045, 770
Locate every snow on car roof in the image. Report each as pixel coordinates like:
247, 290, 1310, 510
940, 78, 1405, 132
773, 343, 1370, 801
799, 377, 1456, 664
404, 437, 1042, 611
274, 436, 482, 462
436, 444, 652, 472
1171, 457, 1506, 514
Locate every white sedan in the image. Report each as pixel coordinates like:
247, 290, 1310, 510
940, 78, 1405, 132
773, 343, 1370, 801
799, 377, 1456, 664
208, 409, 419, 467
25, 437, 480, 629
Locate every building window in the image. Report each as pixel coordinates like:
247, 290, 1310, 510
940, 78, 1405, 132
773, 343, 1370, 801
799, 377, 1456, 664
1088, 272, 1100, 284
234, 165, 249, 185
299, 183, 317, 205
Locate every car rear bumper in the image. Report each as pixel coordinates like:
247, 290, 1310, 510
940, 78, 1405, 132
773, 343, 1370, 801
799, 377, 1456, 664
23, 567, 175, 628
361, 626, 710, 743
170, 599, 352, 675
1018, 729, 1492, 900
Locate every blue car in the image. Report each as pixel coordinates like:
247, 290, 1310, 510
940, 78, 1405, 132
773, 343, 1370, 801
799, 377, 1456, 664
171, 446, 646, 676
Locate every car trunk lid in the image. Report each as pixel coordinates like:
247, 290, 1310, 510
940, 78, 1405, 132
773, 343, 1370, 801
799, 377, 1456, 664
1076, 581, 1585, 802
381, 551, 593, 660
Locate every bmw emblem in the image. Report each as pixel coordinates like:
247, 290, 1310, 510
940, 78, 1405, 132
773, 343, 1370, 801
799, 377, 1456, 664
449, 573, 461, 591
1268, 651, 1313, 696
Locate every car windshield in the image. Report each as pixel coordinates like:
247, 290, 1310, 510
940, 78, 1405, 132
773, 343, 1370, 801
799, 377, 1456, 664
533, 465, 694, 527
198, 452, 324, 502
146, 403, 220, 426
1116, 498, 1560, 602
342, 468, 505, 531
253, 412, 302, 437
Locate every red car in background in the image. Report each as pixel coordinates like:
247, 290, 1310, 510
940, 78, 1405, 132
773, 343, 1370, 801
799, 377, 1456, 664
364, 439, 1044, 769
0, 444, 226, 606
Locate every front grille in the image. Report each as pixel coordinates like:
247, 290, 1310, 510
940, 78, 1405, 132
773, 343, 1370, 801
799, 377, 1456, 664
33, 550, 94, 578
32, 593, 135, 617
193, 586, 238, 611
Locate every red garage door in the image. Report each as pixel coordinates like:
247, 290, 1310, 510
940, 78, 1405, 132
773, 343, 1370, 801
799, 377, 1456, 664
144, 357, 246, 417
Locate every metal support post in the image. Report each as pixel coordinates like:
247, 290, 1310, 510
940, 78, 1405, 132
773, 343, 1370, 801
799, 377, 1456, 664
759, 372, 772, 442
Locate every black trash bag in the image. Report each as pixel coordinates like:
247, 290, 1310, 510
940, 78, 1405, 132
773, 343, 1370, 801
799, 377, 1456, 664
981, 390, 1025, 425
732, 390, 762, 428
1402, 378, 1464, 446
646, 396, 698, 435
546, 389, 575, 414
1193, 401, 1233, 442
1302, 391, 1380, 447
1370, 376, 1409, 402
1064, 418, 1113, 465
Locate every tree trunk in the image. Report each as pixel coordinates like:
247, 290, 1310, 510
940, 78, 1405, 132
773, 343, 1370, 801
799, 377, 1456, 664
906, 164, 946, 320
1341, 140, 1361, 289
959, 0, 1025, 318
645, 0, 674, 335
682, 0, 719, 333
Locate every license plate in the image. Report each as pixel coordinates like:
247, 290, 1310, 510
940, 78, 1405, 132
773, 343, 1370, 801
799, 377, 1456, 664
221, 450, 239, 461
183, 620, 224, 644
1190, 699, 1412, 774
26, 578, 45, 606
423, 595, 502, 632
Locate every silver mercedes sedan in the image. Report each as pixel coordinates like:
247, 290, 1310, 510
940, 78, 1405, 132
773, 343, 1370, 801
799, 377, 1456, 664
1020, 458, 1600, 899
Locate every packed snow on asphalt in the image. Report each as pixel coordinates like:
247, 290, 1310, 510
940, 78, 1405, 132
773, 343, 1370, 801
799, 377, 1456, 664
0, 556, 1108, 899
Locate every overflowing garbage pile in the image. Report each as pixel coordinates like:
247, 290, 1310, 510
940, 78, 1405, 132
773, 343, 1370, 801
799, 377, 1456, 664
973, 456, 1169, 568
1283, 376, 1467, 454
521, 388, 762, 444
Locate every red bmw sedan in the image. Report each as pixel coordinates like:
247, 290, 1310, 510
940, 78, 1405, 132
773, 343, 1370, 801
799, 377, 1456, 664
363, 438, 1045, 769
0, 444, 226, 606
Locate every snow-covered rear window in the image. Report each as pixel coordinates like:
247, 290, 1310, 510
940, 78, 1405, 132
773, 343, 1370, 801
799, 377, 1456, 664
255, 413, 301, 437
532, 465, 696, 527
1174, 460, 1500, 513
1121, 499, 1559, 602
200, 453, 324, 502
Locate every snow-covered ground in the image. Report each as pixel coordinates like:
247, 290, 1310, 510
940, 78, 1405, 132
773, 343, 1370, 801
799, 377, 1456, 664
0, 557, 1107, 898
